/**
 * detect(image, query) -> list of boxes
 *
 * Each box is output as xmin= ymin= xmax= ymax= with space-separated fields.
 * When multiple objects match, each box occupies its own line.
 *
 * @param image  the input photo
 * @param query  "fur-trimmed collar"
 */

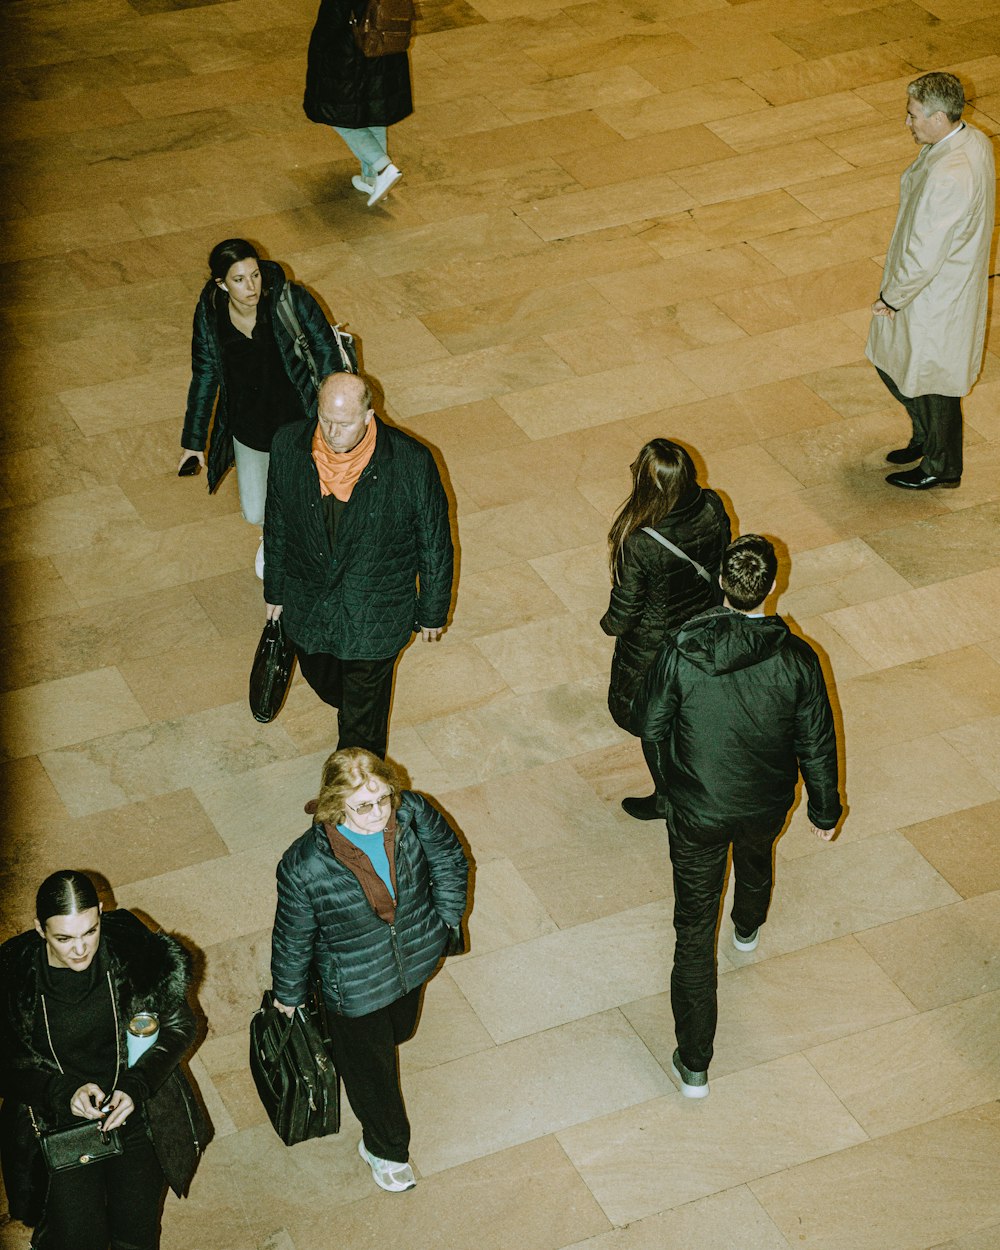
xmin=0 ymin=909 xmax=191 ymax=1079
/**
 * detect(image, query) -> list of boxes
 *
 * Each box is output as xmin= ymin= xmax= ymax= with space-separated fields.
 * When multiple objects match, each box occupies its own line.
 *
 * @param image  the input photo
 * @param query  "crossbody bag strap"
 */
xmin=274 ymin=286 xmax=321 ymax=391
xmin=641 ymin=526 xmax=713 ymax=586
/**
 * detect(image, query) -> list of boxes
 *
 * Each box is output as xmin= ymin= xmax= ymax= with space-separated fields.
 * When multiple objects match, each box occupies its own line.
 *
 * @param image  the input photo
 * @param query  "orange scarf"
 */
xmin=311 ymin=419 xmax=377 ymax=502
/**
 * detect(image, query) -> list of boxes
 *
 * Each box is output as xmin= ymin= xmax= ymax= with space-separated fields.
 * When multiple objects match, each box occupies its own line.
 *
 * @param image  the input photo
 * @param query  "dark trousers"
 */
xmin=34 ymin=1118 xmax=165 ymax=1250
xmin=327 ymin=986 xmax=422 ymax=1163
xmin=877 ymin=367 xmax=963 ymax=479
xmin=295 ymin=650 xmax=400 ymax=759
xmin=667 ymin=815 xmax=782 ymax=1073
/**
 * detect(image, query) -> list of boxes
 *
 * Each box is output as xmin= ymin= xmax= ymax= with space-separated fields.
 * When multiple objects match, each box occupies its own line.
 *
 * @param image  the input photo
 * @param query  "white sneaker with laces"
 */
xmin=358 ymin=1139 xmax=416 ymax=1192
xmin=352 ymin=174 xmax=374 ymax=194
xmin=367 ymin=163 xmax=402 ymax=207
xmin=254 ymin=538 xmax=265 ymax=580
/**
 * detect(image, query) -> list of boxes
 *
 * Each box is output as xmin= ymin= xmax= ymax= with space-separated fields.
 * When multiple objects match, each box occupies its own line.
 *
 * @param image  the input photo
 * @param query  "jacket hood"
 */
xmin=673 ymin=607 xmax=791 ymax=675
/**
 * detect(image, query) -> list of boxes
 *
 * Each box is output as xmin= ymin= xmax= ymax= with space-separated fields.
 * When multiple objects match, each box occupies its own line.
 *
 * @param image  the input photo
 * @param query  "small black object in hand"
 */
xmin=178 ymin=456 xmax=201 ymax=477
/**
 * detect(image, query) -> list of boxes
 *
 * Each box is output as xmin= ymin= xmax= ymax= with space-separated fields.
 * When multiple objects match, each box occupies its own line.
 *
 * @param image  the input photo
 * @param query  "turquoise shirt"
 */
xmin=336 ymin=825 xmax=395 ymax=899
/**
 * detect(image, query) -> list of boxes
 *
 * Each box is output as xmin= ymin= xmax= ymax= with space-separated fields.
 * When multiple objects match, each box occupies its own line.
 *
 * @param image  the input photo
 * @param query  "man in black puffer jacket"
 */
xmin=630 ymin=535 xmax=843 ymax=1099
xmin=264 ymin=371 xmax=453 ymax=758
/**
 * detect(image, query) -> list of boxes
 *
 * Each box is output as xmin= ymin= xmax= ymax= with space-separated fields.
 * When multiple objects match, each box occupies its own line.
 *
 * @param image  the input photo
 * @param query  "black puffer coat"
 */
xmin=0 ymin=910 xmax=210 ymax=1227
xmin=304 ymin=0 xmax=413 ymax=129
xmin=180 ymin=259 xmax=343 ymax=493
xmin=263 ymin=416 xmax=453 ymax=659
xmin=271 ymin=791 xmax=469 ymax=1017
xmin=629 ymin=608 xmax=843 ymax=834
xmin=601 ymin=488 xmax=730 ymax=729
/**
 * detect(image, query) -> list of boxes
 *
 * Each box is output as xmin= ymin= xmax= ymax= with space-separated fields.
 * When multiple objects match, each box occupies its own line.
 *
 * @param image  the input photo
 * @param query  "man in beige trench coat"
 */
xmin=867 ymin=71 xmax=995 ymax=490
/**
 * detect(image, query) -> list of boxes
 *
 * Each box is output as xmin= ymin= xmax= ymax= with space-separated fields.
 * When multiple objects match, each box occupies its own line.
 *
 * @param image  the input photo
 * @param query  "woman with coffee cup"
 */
xmin=0 ymin=870 xmax=209 ymax=1249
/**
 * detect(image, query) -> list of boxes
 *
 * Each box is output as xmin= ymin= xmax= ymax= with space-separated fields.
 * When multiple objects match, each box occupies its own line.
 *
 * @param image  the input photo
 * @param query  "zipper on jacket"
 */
xmin=388 ymin=923 xmax=407 ymax=993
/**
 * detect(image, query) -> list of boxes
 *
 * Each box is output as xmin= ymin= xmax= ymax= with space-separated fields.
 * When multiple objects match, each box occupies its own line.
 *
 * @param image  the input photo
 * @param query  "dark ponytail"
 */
xmin=35 ymin=870 xmax=99 ymax=925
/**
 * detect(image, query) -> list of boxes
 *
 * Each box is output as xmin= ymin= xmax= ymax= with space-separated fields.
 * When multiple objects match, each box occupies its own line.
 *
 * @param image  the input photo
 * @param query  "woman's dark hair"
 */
xmin=608 ymin=440 xmax=696 ymax=580
xmin=208 ymin=238 xmax=259 ymax=282
xmin=36 ymin=870 xmax=100 ymax=925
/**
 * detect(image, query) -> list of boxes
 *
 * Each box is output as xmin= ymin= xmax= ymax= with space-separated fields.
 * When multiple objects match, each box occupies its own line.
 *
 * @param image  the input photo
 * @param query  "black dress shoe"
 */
xmin=885 ymin=468 xmax=960 ymax=490
xmin=621 ymin=794 xmax=662 ymax=820
xmin=885 ymin=442 xmax=923 ymax=464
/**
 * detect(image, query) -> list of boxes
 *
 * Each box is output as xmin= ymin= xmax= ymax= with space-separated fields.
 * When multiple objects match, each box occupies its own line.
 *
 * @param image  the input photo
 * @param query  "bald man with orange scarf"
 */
xmin=264 ymin=372 xmax=453 ymax=757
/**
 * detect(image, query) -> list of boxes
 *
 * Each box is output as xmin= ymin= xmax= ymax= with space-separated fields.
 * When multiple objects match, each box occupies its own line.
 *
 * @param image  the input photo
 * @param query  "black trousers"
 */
xmin=877 ymin=367 xmax=963 ymax=479
xmin=34 ymin=1117 xmax=165 ymax=1250
xmin=295 ymin=650 xmax=400 ymax=759
xmin=667 ymin=814 xmax=782 ymax=1073
xmin=327 ymin=986 xmax=422 ymax=1163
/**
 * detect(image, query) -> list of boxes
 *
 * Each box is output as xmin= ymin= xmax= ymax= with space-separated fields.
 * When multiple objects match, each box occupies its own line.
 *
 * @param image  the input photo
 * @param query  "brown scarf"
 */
xmin=322 ymin=814 xmax=398 ymax=924
xmin=311 ymin=418 xmax=376 ymax=502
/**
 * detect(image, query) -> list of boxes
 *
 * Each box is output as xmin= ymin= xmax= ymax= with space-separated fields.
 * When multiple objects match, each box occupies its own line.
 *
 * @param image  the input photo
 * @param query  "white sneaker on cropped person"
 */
xmin=358 ymin=1139 xmax=416 ymax=1192
xmin=367 ymin=163 xmax=402 ymax=207
xmin=352 ymin=174 xmax=374 ymax=194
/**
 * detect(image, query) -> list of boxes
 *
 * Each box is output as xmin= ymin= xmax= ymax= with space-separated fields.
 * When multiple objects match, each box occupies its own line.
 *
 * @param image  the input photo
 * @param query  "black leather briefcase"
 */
xmin=249 ymin=991 xmax=340 ymax=1146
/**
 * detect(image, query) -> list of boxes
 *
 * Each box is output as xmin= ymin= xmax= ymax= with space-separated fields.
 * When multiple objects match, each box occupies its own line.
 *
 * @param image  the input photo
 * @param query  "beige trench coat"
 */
xmin=866 ymin=122 xmax=995 ymax=398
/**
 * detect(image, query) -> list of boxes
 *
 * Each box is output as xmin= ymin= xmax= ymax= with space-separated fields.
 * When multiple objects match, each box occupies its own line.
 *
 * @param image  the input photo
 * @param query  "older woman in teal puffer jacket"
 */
xmin=270 ymin=748 xmax=468 ymax=1195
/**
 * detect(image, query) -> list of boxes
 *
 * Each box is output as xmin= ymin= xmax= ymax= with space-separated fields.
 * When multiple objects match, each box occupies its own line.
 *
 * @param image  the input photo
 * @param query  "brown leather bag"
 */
xmin=350 ymin=0 xmax=415 ymax=57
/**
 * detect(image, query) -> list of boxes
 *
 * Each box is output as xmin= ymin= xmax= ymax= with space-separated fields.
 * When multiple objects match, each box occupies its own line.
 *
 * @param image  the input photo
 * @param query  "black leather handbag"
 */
xmin=249 ymin=991 xmax=340 ymax=1146
xmin=249 ymin=618 xmax=296 ymax=724
xmin=37 ymin=1119 xmax=123 ymax=1172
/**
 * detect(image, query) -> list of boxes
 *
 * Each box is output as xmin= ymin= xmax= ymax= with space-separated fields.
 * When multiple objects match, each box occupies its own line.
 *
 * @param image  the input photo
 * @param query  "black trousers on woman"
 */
xmin=34 ymin=1117 xmax=164 ymax=1250
xmin=327 ymin=985 xmax=422 ymax=1163
xmin=667 ymin=813 xmax=782 ymax=1073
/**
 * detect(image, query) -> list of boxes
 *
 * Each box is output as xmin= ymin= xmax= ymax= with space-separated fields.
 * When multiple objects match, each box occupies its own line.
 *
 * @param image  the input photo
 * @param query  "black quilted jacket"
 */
xmin=263 ymin=416 xmax=453 ymax=659
xmin=271 ymin=792 xmax=469 ymax=1018
xmin=304 ymin=0 xmax=413 ymax=129
xmin=600 ymin=488 xmax=731 ymax=730
xmin=180 ymin=260 xmax=343 ymax=493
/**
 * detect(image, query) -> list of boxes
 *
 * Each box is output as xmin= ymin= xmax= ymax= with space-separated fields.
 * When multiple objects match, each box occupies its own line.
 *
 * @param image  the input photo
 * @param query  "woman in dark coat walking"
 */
xmin=304 ymin=0 xmax=412 ymax=206
xmin=271 ymin=748 xmax=469 ymax=1193
xmin=601 ymin=440 xmax=732 ymax=820
xmin=0 ymin=870 xmax=209 ymax=1249
xmin=179 ymin=238 xmax=345 ymax=578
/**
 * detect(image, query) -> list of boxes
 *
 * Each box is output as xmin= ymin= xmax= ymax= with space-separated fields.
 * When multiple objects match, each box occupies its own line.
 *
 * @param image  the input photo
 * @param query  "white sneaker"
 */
xmin=254 ymin=538 xmax=264 ymax=580
xmin=352 ymin=174 xmax=374 ymax=194
xmin=367 ymin=163 xmax=402 ymax=207
xmin=732 ymin=926 xmax=760 ymax=952
xmin=358 ymin=1139 xmax=416 ymax=1192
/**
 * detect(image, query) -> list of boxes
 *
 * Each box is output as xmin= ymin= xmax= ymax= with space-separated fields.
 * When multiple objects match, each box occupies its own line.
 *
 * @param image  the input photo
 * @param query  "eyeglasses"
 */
xmin=345 ymin=793 xmax=392 ymax=817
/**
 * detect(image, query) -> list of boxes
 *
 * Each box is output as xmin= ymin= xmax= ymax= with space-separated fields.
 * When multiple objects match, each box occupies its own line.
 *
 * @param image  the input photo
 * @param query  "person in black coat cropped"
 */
xmin=304 ymin=0 xmax=412 ymax=206
xmin=0 ymin=871 xmax=210 ymax=1249
xmin=601 ymin=440 xmax=731 ymax=821
xmin=264 ymin=371 xmax=453 ymax=759
xmin=629 ymin=536 xmax=843 ymax=1098
xmin=271 ymin=748 xmax=469 ymax=1193
xmin=179 ymin=238 xmax=345 ymax=579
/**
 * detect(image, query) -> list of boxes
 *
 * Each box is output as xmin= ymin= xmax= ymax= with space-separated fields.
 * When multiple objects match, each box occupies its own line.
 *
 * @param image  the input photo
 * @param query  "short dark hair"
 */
xmin=908 ymin=72 xmax=965 ymax=123
xmin=36 ymin=870 xmax=100 ymax=925
xmin=208 ymin=238 xmax=259 ymax=282
xmin=721 ymin=535 xmax=777 ymax=611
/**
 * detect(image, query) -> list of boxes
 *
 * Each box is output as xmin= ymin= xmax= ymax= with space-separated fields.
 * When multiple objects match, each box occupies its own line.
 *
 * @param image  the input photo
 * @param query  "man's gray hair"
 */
xmin=908 ymin=72 xmax=965 ymax=123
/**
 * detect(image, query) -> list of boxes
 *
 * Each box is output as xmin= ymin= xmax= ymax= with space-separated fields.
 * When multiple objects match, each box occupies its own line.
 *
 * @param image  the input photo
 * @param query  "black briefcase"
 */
xmin=249 ymin=618 xmax=296 ymax=723
xmin=249 ymin=991 xmax=340 ymax=1146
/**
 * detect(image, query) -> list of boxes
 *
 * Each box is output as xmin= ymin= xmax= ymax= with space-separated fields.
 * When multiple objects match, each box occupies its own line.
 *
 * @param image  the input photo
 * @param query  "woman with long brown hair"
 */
xmin=601 ymin=440 xmax=731 ymax=819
